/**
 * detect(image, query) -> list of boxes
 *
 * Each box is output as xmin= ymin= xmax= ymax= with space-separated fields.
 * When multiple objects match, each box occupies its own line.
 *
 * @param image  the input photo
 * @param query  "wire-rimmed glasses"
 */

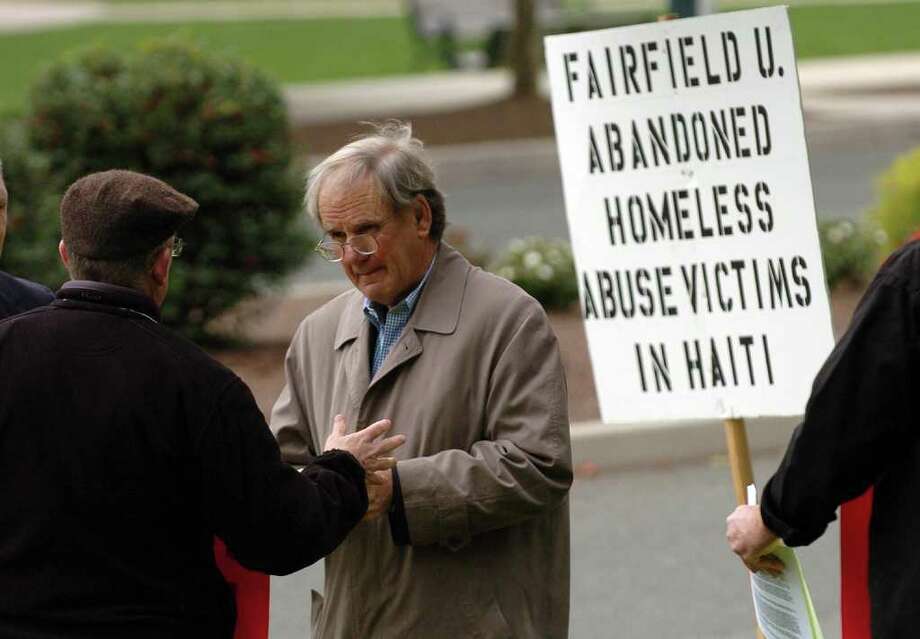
xmin=314 ymin=234 xmax=378 ymax=263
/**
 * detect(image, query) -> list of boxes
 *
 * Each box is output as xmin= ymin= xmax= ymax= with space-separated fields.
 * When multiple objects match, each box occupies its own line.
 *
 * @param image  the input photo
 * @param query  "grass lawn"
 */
xmin=790 ymin=2 xmax=920 ymax=58
xmin=0 ymin=15 xmax=445 ymax=114
xmin=0 ymin=2 xmax=918 ymax=114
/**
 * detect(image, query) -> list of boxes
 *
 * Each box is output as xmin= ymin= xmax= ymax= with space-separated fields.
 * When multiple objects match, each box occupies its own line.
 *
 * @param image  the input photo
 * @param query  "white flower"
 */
xmin=827 ymin=226 xmax=846 ymax=244
xmin=839 ymin=220 xmax=854 ymax=238
xmin=537 ymin=264 xmax=554 ymax=281
xmin=874 ymin=229 xmax=888 ymax=245
xmin=509 ymin=238 xmax=526 ymax=253
xmin=523 ymin=250 xmax=543 ymax=269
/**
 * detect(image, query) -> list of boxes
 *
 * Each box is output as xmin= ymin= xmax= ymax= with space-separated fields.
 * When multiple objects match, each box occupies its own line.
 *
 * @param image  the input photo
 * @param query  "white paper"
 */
xmin=750 ymin=547 xmax=823 ymax=639
xmin=746 ymin=484 xmax=823 ymax=639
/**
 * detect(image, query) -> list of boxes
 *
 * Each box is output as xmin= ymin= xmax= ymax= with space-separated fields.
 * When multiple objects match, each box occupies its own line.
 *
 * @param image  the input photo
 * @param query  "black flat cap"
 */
xmin=61 ymin=169 xmax=198 ymax=260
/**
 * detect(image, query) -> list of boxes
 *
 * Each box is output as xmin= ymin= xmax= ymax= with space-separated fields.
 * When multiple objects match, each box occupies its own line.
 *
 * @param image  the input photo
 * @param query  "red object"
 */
xmin=214 ymin=538 xmax=270 ymax=639
xmin=841 ymin=488 xmax=873 ymax=639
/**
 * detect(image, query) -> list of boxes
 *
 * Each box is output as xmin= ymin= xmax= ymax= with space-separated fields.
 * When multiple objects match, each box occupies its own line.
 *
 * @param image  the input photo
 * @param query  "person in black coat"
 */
xmin=0 ymin=169 xmax=404 ymax=639
xmin=0 ymin=163 xmax=54 ymax=318
xmin=726 ymin=240 xmax=920 ymax=638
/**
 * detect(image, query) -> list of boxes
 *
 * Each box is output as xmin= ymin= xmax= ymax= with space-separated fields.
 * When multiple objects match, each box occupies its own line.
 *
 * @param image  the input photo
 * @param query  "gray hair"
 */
xmin=305 ymin=121 xmax=446 ymax=241
xmin=65 ymin=237 xmax=173 ymax=289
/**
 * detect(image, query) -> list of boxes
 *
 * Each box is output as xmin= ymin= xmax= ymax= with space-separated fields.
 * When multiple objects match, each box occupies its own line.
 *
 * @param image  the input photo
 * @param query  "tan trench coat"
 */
xmin=271 ymin=244 xmax=572 ymax=638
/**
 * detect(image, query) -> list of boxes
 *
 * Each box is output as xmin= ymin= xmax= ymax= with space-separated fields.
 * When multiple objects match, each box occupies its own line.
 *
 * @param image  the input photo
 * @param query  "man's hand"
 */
xmin=323 ymin=414 xmax=405 ymax=473
xmin=726 ymin=504 xmax=785 ymax=575
xmin=363 ymin=470 xmax=394 ymax=521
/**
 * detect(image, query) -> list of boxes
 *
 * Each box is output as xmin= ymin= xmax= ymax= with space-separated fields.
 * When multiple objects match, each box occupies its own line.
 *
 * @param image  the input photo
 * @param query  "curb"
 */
xmin=570 ymin=415 xmax=797 ymax=472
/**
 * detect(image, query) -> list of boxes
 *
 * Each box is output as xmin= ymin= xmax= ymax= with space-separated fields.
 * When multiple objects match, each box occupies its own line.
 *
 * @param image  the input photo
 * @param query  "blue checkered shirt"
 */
xmin=363 ymin=257 xmax=436 ymax=378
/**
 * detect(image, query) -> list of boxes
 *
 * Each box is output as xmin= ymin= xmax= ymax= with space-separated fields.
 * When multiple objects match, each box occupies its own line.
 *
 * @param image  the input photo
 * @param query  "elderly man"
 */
xmin=271 ymin=122 xmax=573 ymax=638
xmin=0 ymin=169 xmax=403 ymax=638
xmin=0 ymin=162 xmax=54 ymax=318
xmin=726 ymin=239 xmax=920 ymax=638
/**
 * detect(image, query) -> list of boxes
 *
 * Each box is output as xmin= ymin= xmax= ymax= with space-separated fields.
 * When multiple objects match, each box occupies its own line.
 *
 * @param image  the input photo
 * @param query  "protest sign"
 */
xmin=545 ymin=7 xmax=834 ymax=425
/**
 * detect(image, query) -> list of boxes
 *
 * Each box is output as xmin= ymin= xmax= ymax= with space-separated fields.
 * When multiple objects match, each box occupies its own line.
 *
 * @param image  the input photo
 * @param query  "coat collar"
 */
xmin=55 ymin=280 xmax=161 ymax=322
xmin=333 ymin=242 xmax=470 ymax=350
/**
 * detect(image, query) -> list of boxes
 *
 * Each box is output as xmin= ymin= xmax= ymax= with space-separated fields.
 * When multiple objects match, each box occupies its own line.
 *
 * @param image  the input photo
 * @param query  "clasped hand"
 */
xmin=323 ymin=415 xmax=404 ymax=521
xmin=725 ymin=504 xmax=784 ymax=576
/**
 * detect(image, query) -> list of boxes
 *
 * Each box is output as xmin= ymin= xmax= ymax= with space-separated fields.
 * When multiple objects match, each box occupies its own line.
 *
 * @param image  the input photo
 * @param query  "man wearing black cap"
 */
xmin=0 ymin=161 xmax=54 ymax=318
xmin=0 ymin=169 xmax=404 ymax=638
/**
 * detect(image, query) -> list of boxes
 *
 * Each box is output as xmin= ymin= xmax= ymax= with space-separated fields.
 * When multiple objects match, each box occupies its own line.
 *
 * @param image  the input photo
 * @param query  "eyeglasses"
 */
xmin=315 ymin=234 xmax=378 ymax=263
xmin=171 ymin=236 xmax=184 ymax=258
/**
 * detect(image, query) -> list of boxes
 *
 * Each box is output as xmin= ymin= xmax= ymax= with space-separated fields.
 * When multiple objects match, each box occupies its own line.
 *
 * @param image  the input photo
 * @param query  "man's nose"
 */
xmin=342 ymin=243 xmax=368 ymax=265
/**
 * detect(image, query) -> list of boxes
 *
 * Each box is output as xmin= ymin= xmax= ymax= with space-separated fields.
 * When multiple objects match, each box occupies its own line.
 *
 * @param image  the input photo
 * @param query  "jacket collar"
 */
xmin=55 ymin=280 xmax=161 ymax=322
xmin=333 ymin=242 xmax=470 ymax=349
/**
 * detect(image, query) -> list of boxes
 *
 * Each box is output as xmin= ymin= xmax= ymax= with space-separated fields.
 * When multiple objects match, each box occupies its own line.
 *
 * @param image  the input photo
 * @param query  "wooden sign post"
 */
xmin=724 ymin=418 xmax=765 ymax=639
xmin=724 ymin=418 xmax=754 ymax=507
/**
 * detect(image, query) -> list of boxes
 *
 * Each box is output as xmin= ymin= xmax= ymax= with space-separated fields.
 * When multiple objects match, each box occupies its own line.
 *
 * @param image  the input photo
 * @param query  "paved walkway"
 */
xmin=0 ymin=1 xmax=400 ymax=32
xmin=284 ymin=52 xmax=920 ymax=125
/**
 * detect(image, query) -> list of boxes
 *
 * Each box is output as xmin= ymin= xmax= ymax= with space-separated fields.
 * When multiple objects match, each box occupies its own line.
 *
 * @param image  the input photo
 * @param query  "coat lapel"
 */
xmin=370 ymin=328 xmax=423 ymax=388
xmin=368 ymin=244 xmax=470 ymax=392
xmin=333 ymin=292 xmax=372 ymax=422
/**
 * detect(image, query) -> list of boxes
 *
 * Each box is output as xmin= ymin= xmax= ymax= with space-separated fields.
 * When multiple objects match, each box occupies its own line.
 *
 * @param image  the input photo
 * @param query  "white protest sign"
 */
xmin=545 ymin=7 xmax=834 ymax=424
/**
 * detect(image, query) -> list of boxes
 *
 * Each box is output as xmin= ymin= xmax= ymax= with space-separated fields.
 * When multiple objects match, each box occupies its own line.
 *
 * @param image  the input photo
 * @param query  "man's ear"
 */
xmin=58 ymin=240 xmax=70 ymax=267
xmin=413 ymin=194 xmax=432 ymax=238
xmin=150 ymin=245 xmax=172 ymax=287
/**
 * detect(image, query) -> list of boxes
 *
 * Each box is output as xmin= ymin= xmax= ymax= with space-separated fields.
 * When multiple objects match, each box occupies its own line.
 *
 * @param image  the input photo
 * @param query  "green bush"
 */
xmin=0 ymin=118 xmax=68 ymax=289
xmin=818 ymin=218 xmax=884 ymax=290
xmin=26 ymin=41 xmax=310 ymax=340
xmin=872 ymin=146 xmax=920 ymax=256
xmin=490 ymin=236 xmax=578 ymax=310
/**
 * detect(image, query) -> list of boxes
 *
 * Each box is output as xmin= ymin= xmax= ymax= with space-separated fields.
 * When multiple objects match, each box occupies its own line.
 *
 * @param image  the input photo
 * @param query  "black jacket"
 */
xmin=761 ymin=240 xmax=920 ymax=638
xmin=0 ymin=270 xmax=53 ymax=319
xmin=0 ymin=281 xmax=367 ymax=639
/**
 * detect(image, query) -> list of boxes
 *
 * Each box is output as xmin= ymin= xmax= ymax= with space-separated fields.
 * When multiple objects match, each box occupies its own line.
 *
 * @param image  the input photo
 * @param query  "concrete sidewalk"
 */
xmin=0 ymin=1 xmax=400 ymax=32
xmin=284 ymin=52 xmax=920 ymax=125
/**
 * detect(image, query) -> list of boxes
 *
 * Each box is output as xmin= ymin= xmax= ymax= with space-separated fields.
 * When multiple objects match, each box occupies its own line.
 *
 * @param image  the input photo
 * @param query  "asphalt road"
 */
xmin=294 ymin=117 xmax=920 ymax=285
xmin=269 ymin=449 xmax=841 ymax=638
